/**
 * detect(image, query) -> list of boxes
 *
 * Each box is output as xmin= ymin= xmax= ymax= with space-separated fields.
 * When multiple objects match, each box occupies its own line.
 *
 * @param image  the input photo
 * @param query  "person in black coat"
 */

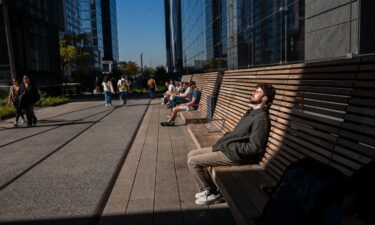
xmin=19 ymin=74 xmax=39 ymax=127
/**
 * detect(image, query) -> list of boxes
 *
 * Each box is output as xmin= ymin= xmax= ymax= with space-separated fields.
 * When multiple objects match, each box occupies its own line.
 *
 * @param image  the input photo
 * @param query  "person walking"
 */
xmin=102 ymin=76 xmax=114 ymax=107
xmin=7 ymin=78 xmax=26 ymax=127
xmin=19 ymin=74 xmax=39 ymax=127
xmin=147 ymin=76 xmax=157 ymax=99
xmin=187 ymin=83 xmax=276 ymax=205
xmin=117 ymin=76 xmax=129 ymax=106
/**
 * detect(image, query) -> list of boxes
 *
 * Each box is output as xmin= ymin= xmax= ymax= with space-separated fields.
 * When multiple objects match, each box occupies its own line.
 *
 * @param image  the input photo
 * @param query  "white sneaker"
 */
xmin=105 ymin=104 xmax=108 ymax=108
xmin=195 ymin=190 xmax=210 ymax=199
xmin=195 ymin=192 xmax=223 ymax=205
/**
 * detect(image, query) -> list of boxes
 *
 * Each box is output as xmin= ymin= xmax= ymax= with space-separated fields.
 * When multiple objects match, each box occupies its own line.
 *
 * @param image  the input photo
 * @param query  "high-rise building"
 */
xmin=169 ymin=0 xmax=375 ymax=73
xmin=0 ymin=0 xmax=65 ymax=85
xmin=181 ymin=0 xmax=206 ymax=72
xmin=79 ymin=0 xmax=104 ymax=70
xmin=63 ymin=0 xmax=80 ymax=35
xmin=101 ymin=0 xmax=119 ymax=64
xmin=164 ymin=0 xmax=174 ymax=73
xmin=165 ymin=0 xmax=183 ymax=74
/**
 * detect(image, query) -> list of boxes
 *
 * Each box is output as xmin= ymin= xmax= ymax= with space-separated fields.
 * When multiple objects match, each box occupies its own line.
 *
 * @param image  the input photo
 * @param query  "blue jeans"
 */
xmin=149 ymin=87 xmax=155 ymax=99
xmin=172 ymin=96 xmax=189 ymax=107
xmin=104 ymin=91 xmax=112 ymax=104
xmin=119 ymin=91 xmax=127 ymax=104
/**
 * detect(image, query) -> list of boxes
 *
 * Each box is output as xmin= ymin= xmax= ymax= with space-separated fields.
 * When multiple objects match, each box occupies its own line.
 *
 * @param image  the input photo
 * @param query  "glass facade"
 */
xmin=0 ymin=0 xmax=64 ymax=85
xmin=181 ymin=0 xmax=206 ymax=72
xmin=64 ymin=0 xmax=80 ymax=35
xmin=174 ymin=0 xmax=305 ymax=72
xmin=79 ymin=0 xmax=103 ymax=69
xmin=101 ymin=0 xmax=119 ymax=63
xmin=227 ymin=0 xmax=304 ymax=69
xmin=172 ymin=0 xmax=183 ymax=73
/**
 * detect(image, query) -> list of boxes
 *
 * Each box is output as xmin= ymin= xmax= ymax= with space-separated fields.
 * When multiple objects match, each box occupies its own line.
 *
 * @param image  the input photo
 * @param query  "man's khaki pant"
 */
xmin=187 ymin=147 xmax=238 ymax=192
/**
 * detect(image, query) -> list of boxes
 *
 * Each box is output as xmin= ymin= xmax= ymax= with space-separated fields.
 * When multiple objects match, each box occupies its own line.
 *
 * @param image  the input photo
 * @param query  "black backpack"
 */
xmin=257 ymin=158 xmax=347 ymax=225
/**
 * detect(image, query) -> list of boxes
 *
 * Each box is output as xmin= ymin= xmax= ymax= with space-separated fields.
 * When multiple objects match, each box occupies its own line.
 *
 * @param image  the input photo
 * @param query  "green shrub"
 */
xmin=38 ymin=96 xmax=69 ymax=106
xmin=0 ymin=105 xmax=15 ymax=119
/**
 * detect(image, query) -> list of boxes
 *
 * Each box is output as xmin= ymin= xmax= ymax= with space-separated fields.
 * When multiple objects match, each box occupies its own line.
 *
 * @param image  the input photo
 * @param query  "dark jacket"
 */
xmin=212 ymin=108 xmax=270 ymax=164
xmin=19 ymin=83 xmax=38 ymax=107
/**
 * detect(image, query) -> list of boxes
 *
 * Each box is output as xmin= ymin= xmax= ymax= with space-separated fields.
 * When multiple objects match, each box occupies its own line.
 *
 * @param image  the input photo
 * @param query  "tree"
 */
xmin=59 ymin=34 xmax=90 ymax=80
xmin=60 ymin=40 xmax=78 ymax=77
xmin=154 ymin=66 xmax=168 ymax=85
xmin=122 ymin=61 xmax=139 ymax=77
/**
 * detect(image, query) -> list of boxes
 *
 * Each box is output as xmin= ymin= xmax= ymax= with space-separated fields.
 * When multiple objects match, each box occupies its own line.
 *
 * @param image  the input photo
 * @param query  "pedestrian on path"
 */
xmin=117 ymin=75 xmax=129 ymax=106
xmin=147 ymin=76 xmax=157 ymax=99
xmin=7 ymin=78 xmax=26 ymax=127
xmin=19 ymin=74 xmax=39 ymax=127
xmin=102 ymin=76 xmax=114 ymax=107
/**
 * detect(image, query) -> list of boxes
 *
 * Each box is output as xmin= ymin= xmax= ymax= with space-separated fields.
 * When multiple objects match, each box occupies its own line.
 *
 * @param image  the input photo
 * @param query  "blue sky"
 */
xmin=117 ymin=0 xmax=166 ymax=68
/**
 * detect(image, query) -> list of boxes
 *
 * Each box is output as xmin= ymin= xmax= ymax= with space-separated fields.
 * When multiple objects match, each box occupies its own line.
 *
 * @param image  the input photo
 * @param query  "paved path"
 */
xmin=0 ymin=98 xmax=149 ymax=225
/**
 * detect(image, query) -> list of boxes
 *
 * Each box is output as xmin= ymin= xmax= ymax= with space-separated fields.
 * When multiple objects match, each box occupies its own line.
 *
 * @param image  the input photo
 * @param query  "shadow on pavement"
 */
xmin=0 ymin=207 xmax=236 ymax=225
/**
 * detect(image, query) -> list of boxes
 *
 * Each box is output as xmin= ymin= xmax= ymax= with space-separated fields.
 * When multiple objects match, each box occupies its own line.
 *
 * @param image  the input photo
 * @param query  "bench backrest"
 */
xmin=191 ymin=72 xmax=222 ymax=116
xmin=211 ymin=57 xmax=375 ymax=180
xmin=180 ymin=75 xmax=192 ymax=83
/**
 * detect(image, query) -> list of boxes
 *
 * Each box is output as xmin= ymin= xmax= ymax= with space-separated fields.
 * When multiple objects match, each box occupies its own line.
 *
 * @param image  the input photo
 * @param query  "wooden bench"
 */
xmin=180 ymin=74 xmax=192 ymax=83
xmin=180 ymin=72 xmax=222 ymax=124
xmin=187 ymin=57 xmax=375 ymax=225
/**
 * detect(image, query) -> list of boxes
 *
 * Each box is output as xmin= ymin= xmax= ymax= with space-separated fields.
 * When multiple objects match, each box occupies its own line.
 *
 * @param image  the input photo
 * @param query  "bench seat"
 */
xmin=188 ymin=123 xmax=223 ymax=148
xmin=180 ymin=110 xmax=207 ymax=124
xmin=211 ymin=165 xmax=276 ymax=225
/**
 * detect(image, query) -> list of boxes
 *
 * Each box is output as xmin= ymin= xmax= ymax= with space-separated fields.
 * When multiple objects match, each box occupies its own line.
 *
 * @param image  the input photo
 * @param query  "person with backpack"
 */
xmin=19 ymin=74 xmax=39 ymax=127
xmin=117 ymin=76 xmax=129 ymax=106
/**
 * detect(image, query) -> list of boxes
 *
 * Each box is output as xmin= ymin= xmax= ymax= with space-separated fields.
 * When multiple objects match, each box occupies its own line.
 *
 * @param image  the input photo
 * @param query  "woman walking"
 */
xmin=102 ymin=76 xmax=114 ymax=107
xmin=7 ymin=78 xmax=26 ymax=127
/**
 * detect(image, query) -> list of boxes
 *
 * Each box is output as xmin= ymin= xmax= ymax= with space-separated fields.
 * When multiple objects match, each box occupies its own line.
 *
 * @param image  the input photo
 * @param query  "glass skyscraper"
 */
xmin=0 ymin=0 xmax=64 ymax=85
xmin=181 ymin=0 xmax=207 ymax=72
xmin=79 ymin=0 xmax=104 ymax=69
xmin=101 ymin=0 xmax=119 ymax=63
xmin=168 ymin=0 xmax=305 ymax=73
xmin=63 ymin=0 xmax=80 ymax=35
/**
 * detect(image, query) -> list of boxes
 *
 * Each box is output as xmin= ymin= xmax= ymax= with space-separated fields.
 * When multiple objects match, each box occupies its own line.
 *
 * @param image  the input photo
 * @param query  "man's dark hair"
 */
xmin=256 ymin=83 xmax=276 ymax=105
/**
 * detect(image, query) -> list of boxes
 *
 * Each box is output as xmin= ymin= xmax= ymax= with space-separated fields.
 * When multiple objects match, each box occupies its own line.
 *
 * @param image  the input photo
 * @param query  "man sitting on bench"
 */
xmin=160 ymin=81 xmax=201 ymax=127
xmin=187 ymin=83 xmax=276 ymax=205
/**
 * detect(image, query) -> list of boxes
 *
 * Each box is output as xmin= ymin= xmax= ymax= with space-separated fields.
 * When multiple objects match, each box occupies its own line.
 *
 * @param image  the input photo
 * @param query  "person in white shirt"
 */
xmin=102 ymin=76 xmax=114 ymax=107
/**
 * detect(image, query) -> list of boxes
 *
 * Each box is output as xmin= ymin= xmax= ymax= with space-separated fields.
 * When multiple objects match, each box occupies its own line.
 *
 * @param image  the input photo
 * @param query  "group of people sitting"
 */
xmin=160 ymin=80 xmax=201 ymax=126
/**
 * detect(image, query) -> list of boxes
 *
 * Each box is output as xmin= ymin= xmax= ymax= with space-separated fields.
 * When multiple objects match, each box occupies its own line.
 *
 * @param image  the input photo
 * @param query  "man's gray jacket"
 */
xmin=212 ymin=108 xmax=270 ymax=164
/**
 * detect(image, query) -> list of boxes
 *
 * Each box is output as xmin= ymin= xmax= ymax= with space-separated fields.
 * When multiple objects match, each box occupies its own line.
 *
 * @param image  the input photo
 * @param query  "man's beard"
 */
xmin=250 ymin=98 xmax=262 ymax=104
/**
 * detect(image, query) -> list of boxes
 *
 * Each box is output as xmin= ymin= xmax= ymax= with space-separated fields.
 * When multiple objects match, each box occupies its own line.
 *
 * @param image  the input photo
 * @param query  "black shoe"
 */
xmin=160 ymin=121 xmax=175 ymax=126
xmin=165 ymin=121 xmax=175 ymax=126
